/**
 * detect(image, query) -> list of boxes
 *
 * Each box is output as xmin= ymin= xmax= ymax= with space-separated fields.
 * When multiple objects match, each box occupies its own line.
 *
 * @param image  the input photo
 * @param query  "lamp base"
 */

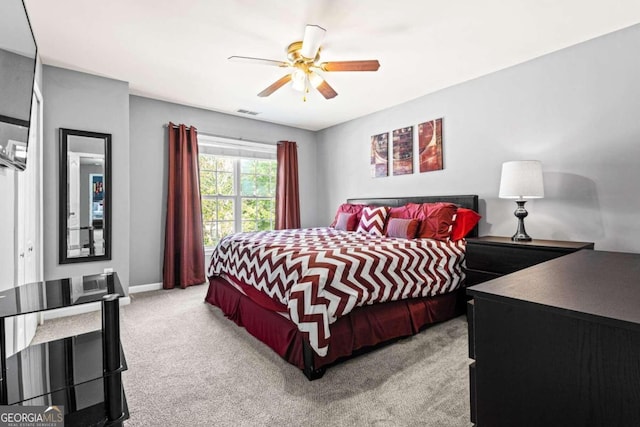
xmin=512 ymin=200 xmax=532 ymax=242
xmin=512 ymin=233 xmax=532 ymax=242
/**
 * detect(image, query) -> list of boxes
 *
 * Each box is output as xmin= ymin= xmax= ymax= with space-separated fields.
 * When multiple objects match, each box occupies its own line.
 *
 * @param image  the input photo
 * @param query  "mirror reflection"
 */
xmin=59 ymin=129 xmax=111 ymax=263
xmin=68 ymin=138 xmax=104 ymax=256
xmin=0 ymin=0 xmax=37 ymax=170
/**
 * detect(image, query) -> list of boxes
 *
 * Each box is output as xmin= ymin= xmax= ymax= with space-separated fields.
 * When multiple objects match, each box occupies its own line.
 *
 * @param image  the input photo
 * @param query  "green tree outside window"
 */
xmin=200 ymin=154 xmax=276 ymax=247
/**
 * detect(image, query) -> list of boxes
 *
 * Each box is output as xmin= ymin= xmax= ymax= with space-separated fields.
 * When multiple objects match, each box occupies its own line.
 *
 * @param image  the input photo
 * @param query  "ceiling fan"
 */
xmin=229 ymin=24 xmax=380 ymax=101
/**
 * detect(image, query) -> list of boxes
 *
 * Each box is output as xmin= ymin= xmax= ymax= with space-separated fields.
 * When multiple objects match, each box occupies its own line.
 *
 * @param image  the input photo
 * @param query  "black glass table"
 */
xmin=0 ymin=272 xmax=128 ymax=426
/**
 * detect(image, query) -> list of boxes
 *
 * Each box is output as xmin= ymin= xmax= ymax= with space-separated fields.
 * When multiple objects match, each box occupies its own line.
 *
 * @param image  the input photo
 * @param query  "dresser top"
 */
xmin=467 ymin=250 xmax=640 ymax=329
xmin=466 ymin=235 xmax=594 ymax=250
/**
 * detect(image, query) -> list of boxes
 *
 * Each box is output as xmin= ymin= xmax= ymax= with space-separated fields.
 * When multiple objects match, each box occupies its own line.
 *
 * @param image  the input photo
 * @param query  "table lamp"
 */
xmin=499 ymin=160 xmax=544 ymax=241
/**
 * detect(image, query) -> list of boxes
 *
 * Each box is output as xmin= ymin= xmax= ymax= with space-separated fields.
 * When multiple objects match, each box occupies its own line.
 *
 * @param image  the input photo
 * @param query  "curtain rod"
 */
xmin=165 ymin=124 xmax=274 ymax=146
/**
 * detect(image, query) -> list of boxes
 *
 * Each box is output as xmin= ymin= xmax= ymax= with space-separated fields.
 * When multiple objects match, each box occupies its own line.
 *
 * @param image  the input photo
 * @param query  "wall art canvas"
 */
xmin=370 ymin=132 xmax=388 ymax=177
xmin=392 ymin=126 xmax=413 ymax=175
xmin=418 ymin=118 xmax=443 ymax=173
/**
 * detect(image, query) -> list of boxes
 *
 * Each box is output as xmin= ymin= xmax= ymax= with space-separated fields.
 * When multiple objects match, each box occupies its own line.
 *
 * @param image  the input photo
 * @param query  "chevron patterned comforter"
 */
xmin=207 ymin=227 xmax=466 ymax=357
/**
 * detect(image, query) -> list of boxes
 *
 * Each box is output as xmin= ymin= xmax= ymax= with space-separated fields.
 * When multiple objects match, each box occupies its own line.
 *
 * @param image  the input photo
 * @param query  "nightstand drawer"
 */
xmin=467 ymin=245 xmax=570 ymax=275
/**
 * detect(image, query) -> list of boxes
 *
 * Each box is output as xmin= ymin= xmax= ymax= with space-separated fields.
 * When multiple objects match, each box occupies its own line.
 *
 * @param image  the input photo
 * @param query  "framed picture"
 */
xmin=370 ymin=132 xmax=388 ymax=177
xmin=418 ymin=118 xmax=443 ymax=173
xmin=392 ymin=126 xmax=413 ymax=175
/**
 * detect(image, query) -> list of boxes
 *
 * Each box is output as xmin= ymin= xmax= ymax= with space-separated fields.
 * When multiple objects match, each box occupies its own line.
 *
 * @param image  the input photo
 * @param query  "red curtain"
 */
xmin=163 ymin=123 xmax=206 ymax=289
xmin=275 ymin=141 xmax=301 ymax=229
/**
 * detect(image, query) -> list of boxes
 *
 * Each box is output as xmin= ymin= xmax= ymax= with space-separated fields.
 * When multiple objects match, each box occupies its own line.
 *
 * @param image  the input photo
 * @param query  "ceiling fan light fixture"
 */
xmin=291 ymin=68 xmax=306 ymax=92
xmin=309 ymin=71 xmax=324 ymax=88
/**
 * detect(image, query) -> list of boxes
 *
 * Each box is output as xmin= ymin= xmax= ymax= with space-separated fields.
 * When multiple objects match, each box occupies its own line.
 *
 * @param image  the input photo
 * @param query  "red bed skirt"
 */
xmin=205 ymin=275 xmax=462 ymax=370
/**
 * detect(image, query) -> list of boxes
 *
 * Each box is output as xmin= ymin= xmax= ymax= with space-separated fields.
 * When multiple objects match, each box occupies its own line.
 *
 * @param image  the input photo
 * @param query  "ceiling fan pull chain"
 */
xmin=304 ymin=77 xmax=310 ymax=102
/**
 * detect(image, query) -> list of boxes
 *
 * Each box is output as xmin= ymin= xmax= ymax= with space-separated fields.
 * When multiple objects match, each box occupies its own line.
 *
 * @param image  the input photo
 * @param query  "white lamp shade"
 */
xmin=309 ymin=71 xmax=324 ymax=88
xmin=291 ymin=69 xmax=306 ymax=92
xmin=499 ymin=160 xmax=544 ymax=199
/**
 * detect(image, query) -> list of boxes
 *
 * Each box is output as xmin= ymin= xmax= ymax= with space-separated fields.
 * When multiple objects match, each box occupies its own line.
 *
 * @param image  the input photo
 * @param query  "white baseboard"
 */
xmin=129 ymin=282 xmax=163 ymax=293
xmin=43 ymin=297 xmax=131 ymax=321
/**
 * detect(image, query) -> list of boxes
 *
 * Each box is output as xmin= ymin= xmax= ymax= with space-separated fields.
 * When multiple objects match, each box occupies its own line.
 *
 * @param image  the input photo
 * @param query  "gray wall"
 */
xmin=317 ymin=24 xmax=640 ymax=253
xmin=128 ymin=96 xmax=318 ymax=287
xmin=43 ymin=66 xmax=130 ymax=288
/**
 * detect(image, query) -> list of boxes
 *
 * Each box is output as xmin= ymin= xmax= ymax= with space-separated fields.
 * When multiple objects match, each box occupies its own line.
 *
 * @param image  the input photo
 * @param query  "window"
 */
xmin=199 ymin=136 xmax=277 ymax=248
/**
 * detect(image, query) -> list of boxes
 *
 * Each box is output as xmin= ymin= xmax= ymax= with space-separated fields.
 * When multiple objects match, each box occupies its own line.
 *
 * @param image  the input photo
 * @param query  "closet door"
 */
xmin=14 ymin=89 xmax=42 ymax=354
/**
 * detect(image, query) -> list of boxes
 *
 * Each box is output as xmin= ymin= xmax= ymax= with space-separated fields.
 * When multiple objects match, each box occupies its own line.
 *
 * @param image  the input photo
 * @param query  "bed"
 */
xmin=205 ymin=195 xmax=479 ymax=380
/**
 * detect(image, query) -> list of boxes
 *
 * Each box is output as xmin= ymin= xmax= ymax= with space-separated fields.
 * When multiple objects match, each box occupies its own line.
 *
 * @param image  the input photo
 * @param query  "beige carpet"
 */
xmin=33 ymin=285 xmax=472 ymax=426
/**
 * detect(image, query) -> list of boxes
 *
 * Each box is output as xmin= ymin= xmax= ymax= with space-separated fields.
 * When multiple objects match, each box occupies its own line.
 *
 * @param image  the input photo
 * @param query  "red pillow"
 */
xmin=386 ymin=218 xmax=420 ymax=239
xmin=450 ymin=208 xmax=481 ymax=240
xmin=407 ymin=202 xmax=458 ymax=241
xmin=330 ymin=204 xmax=367 ymax=227
xmin=405 ymin=203 xmax=423 ymax=217
xmin=356 ymin=206 xmax=389 ymax=236
xmin=334 ymin=212 xmax=358 ymax=231
xmin=388 ymin=205 xmax=412 ymax=220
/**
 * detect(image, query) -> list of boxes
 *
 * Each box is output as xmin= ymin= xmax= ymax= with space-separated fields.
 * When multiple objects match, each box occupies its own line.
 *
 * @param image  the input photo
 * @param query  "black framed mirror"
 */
xmin=59 ymin=128 xmax=111 ymax=264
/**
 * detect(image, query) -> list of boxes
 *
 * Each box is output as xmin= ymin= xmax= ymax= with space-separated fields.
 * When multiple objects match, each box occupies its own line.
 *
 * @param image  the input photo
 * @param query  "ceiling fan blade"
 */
xmin=314 ymin=77 xmax=338 ymax=100
xmin=257 ymin=74 xmax=292 ymax=97
xmin=320 ymin=60 xmax=380 ymax=72
xmin=228 ymin=56 xmax=289 ymax=67
xmin=300 ymin=24 xmax=326 ymax=59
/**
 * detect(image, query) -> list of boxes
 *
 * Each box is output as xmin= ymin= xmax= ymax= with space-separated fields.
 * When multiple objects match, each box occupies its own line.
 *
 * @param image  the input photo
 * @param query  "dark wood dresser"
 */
xmin=467 ymin=250 xmax=640 ymax=427
xmin=465 ymin=236 xmax=594 ymax=286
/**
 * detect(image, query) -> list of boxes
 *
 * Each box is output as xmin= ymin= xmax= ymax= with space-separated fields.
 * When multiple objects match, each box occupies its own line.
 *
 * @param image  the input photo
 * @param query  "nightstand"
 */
xmin=465 ymin=236 xmax=594 ymax=286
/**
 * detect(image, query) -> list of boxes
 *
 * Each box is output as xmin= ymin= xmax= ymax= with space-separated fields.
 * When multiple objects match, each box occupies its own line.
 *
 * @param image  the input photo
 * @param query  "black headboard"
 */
xmin=346 ymin=195 xmax=480 ymax=238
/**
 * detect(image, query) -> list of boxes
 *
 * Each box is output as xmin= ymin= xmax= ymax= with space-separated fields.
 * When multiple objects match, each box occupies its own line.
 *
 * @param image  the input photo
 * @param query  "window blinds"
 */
xmin=198 ymin=134 xmax=276 ymax=160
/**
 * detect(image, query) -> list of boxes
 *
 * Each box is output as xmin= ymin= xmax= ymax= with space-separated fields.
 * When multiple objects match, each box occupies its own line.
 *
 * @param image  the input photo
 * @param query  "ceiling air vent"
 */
xmin=236 ymin=109 xmax=260 ymax=116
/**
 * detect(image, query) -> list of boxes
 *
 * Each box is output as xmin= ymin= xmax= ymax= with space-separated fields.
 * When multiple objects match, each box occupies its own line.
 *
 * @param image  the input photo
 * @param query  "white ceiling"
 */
xmin=24 ymin=0 xmax=640 ymax=131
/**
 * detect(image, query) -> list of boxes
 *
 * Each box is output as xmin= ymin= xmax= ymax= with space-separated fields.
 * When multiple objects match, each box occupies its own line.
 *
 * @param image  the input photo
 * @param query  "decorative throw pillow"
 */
xmin=407 ymin=202 xmax=458 ymax=241
xmin=384 ymin=205 xmax=412 ymax=234
xmin=334 ymin=212 xmax=358 ymax=231
xmin=386 ymin=218 xmax=420 ymax=239
xmin=330 ymin=203 xmax=367 ymax=227
xmin=450 ymin=208 xmax=482 ymax=241
xmin=356 ymin=206 xmax=389 ymax=236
